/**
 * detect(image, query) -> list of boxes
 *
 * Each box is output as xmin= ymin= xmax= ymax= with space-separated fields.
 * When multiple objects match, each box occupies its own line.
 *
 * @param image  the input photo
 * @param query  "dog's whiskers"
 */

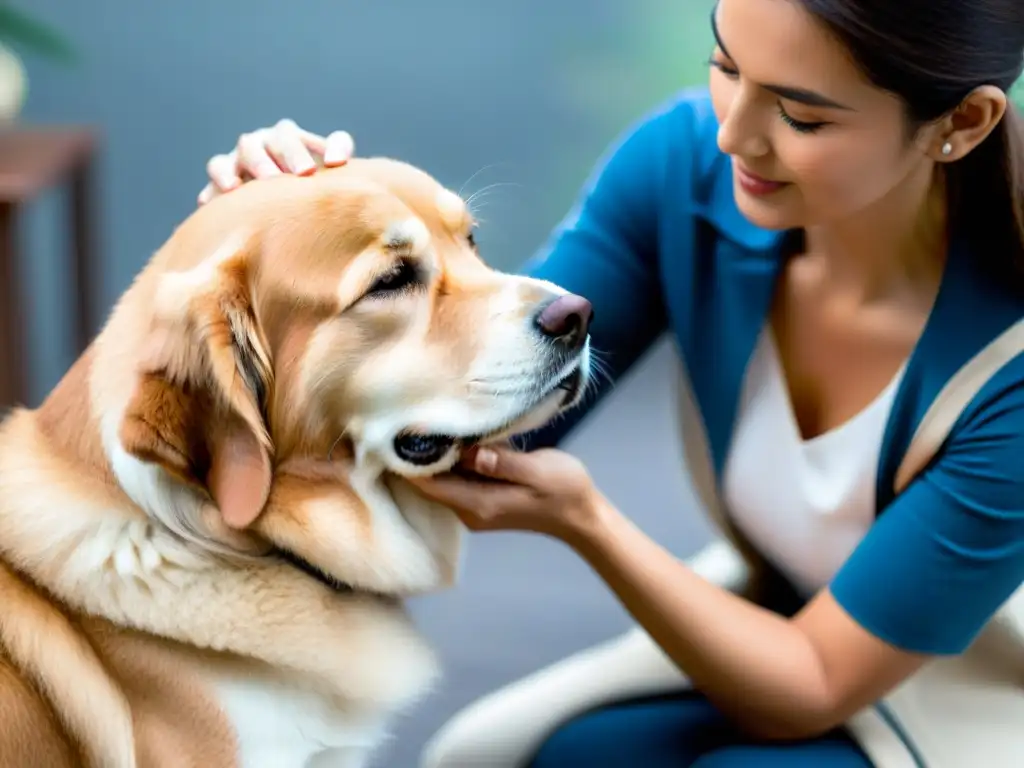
xmin=465 ymin=181 xmax=522 ymax=218
xmin=457 ymin=163 xmax=505 ymax=199
xmin=586 ymin=348 xmax=615 ymax=389
xmin=327 ymin=430 xmax=348 ymax=461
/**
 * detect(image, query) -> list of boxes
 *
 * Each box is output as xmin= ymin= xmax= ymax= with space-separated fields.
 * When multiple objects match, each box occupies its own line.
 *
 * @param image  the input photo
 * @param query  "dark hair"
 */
xmin=796 ymin=0 xmax=1024 ymax=281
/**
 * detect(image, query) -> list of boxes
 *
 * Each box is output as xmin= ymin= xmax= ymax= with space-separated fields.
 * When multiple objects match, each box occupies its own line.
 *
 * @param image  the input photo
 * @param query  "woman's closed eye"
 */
xmin=708 ymin=56 xmax=738 ymax=79
xmin=709 ymin=56 xmax=830 ymax=135
xmin=776 ymin=103 xmax=829 ymax=134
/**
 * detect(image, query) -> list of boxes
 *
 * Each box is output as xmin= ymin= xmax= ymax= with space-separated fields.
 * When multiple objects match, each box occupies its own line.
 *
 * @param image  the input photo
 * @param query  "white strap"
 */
xmin=895 ymin=317 xmax=1024 ymax=494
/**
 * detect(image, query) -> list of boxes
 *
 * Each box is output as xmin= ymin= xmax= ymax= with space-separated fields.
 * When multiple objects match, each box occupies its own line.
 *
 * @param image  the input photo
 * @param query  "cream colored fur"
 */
xmin=0 ymin=158 xmax=590 ymax=767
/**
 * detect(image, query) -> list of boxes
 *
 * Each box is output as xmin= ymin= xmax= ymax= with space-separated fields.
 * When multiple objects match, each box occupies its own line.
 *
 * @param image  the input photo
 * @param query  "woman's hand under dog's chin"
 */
xmin=406 ymin=444 xmax=612 ymax=548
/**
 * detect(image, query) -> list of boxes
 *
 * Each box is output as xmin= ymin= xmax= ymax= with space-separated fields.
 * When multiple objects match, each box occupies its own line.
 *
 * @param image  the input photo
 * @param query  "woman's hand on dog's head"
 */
xmin=198 ymin=119 xmax=355 ymax=205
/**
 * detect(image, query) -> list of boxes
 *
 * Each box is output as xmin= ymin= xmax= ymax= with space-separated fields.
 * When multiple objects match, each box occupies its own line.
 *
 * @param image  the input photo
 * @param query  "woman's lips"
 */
xmin=735 ymin=163 xmax=788 ymax=196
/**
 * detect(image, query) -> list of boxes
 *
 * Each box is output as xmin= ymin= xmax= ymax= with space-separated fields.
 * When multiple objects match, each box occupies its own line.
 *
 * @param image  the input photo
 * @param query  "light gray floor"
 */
xmin=379 ymin=339 xmax=716 ymax=767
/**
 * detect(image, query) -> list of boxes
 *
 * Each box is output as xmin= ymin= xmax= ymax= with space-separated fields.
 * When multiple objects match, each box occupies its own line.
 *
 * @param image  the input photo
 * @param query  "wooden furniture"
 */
xmin=0 ymin=127 xmax=98 ymax=409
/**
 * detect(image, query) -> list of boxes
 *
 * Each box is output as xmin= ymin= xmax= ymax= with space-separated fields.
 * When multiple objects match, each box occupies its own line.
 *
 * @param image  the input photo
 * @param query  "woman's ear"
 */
xmin=933 ymin=85 xmax=1008 ymax=162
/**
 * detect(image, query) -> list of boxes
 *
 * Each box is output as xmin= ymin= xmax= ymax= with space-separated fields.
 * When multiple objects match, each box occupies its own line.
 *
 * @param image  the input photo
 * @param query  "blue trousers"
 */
xmin=528 ymin=693 xmax=873 ymax=767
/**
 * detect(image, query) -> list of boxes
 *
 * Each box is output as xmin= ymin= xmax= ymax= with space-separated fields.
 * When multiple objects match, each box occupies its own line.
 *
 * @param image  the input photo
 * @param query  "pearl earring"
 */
xmin=941 ymin=141 xmax=953 ymax=156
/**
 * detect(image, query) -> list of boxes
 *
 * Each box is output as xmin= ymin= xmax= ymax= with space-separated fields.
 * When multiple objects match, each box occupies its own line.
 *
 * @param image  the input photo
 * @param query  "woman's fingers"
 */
xmin=236 ymin=129 xmax=284 ymax=180
xmin=323 ymin=130 xmax=355 ymax=166
xmin=266 ymin=119 xmax=319 ymax=175
xmin=197 ymin=120 xmax=356 ymax=207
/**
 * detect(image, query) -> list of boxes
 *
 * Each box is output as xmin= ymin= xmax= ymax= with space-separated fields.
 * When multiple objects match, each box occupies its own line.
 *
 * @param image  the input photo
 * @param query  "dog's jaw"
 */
xmin=347 ymin=341 xmax=594 ymax=480
xmin=254 ymin=454 xmax=467 ymax=598
xmin=352 ymin=464 xmax=466 ymax=591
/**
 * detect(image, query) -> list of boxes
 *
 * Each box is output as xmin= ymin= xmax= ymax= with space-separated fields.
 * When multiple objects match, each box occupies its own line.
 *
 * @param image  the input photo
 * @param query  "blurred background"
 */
xmin=8 ymin=2 xmax=1021 ymax=766
xmin=6 ymin=2 xmax=717 ymax=764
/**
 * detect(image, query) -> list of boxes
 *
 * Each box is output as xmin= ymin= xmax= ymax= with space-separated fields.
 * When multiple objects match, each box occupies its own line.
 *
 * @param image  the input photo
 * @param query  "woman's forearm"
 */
xmin=568 ymin=496 xmax=835 ymax=739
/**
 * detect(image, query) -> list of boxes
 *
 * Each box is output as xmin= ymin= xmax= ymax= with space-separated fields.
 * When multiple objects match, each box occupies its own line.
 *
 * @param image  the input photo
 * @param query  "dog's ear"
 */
xmin=119 ymin=232 xmax=275 ymax=530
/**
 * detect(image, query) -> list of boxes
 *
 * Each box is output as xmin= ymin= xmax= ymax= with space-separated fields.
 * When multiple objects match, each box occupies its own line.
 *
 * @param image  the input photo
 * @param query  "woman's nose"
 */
xmin=716 ymin=93 xmax=770 ymax=159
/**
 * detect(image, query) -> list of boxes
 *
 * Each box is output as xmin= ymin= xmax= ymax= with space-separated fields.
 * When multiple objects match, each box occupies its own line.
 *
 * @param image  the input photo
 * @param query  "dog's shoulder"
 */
xmin=0 ymin=554 xmax=134 ymax=767
xmin=0 ymin=651 xmax=80 ymax=767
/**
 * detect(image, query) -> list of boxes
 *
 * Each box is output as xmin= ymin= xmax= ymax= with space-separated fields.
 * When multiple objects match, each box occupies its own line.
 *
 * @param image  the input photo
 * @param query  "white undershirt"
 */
xmin=722 ymin=327 xmax=905 ymax=597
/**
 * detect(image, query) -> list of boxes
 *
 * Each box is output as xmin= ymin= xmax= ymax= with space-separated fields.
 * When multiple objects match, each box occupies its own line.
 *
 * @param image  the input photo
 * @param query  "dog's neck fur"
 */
xmin=0 ymin=345 xmax=451 ymax=767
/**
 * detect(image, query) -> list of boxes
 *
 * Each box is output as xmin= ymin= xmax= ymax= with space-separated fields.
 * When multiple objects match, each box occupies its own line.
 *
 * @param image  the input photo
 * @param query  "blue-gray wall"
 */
xmin=20 ymin=0 xmax=715 ymax=396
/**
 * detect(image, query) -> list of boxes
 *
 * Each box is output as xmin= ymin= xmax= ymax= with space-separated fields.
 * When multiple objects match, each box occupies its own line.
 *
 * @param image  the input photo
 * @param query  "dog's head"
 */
xmin=96 ymin=158 xmax=590 ymax=591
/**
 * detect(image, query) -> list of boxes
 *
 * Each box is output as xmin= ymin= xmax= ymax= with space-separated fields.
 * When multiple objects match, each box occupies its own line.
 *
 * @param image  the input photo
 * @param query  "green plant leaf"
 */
xmin=0 ymin=4 xmax=76 ymax=64
xmin=1012 ymin=75 xmax=1024 ymax=112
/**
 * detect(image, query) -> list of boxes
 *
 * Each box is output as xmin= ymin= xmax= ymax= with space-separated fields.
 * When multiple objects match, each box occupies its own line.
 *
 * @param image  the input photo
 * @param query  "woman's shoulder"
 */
xmin=602 ymin=86 xmax=774 ymax=249
xmin=913 ymin=241 xmax=1024 ymax=455
xmin=611 ymin=86 xmax=727 ymax=183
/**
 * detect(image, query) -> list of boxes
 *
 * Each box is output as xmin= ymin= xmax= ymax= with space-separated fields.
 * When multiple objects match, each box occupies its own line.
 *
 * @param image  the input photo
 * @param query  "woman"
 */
xmin=198 ymin=0 xmax=1024 ymax=765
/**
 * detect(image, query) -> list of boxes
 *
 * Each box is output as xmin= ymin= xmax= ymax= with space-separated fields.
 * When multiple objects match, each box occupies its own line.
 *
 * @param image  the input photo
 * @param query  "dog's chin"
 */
xmin=385 ymin=365 xmax=588 ymax=478
xmin=271 ymin=364 xmax=588 ymax=594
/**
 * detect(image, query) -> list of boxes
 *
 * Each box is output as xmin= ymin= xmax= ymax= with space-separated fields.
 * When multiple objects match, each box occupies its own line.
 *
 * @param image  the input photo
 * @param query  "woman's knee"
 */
xmin=688 ymin=738 xmax=874 ymax=768
xmin=526 ymin=710 xmax=610 ymax=768
xmin=529 ymin=695 xmax=736 ymax=767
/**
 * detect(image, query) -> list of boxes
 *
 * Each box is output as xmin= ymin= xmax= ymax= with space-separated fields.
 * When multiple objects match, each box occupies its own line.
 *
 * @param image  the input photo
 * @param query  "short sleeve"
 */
xmin=519 ymin=95 xmax=702 ymax=448
xmin=830 ymin=362 xmax=1024 ymax=655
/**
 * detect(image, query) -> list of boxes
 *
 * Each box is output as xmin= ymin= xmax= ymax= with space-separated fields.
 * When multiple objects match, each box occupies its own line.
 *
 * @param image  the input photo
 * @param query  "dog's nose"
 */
xmin=535 ymin=294 xmax=593 ymax=347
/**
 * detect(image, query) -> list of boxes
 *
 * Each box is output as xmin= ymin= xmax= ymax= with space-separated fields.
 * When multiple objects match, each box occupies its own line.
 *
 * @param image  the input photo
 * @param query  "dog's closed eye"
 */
xmin=364 ymin=259 xmax=421 ymax=299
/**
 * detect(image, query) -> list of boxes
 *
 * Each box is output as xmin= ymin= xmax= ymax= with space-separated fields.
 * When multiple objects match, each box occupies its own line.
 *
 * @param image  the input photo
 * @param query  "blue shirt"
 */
xmin=520 ymin=86 xmax=1024 ymax=656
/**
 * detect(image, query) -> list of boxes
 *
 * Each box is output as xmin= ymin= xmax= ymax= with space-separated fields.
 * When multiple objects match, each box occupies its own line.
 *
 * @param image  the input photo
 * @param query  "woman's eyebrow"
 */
xmin=709 ymin=6 xmax=855 ymax=111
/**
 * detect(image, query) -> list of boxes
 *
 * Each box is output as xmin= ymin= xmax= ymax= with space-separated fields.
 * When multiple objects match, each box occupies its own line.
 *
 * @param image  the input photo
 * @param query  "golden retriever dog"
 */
xmin=0 ymin=158 xmax=592 ymax=767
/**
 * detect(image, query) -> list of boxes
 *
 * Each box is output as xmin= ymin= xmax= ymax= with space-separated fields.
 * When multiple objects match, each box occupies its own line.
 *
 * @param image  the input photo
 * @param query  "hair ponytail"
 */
xmin=947 ymin=102 xmax=1024 ymax=283
xmin=999 ymin=104 xmax=1024 ymax=269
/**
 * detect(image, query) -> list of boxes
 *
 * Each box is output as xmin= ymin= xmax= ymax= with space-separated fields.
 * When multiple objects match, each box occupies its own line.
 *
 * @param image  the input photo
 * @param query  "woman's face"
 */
xmin=709 ymin=0 xmax=939 ymax=231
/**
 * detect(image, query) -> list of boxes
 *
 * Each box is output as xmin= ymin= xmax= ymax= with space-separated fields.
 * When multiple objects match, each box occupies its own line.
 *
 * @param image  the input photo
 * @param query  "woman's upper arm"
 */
xmin=794 ymin=364 xmax=1024 ymax=727
xmin=519 ymin=99 xmax=698 ymax=447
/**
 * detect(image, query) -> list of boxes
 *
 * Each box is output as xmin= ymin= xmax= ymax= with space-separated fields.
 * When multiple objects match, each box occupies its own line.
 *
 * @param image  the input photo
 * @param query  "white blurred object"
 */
xmin=0 ymin=43 xmax=27 ymax=121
